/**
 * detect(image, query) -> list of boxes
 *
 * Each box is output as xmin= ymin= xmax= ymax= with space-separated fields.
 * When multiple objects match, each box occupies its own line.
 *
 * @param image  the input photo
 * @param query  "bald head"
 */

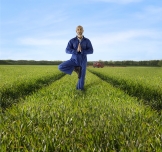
xmin=76 ymin=25 xmax=84 ymax=38
xmin=76 ymin=25 xmax=83 ymax=30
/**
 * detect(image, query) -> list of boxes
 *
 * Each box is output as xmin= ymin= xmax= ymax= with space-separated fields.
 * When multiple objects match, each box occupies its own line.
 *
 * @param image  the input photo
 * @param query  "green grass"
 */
xmin=1 ymin=67 xmax=162 ymax=152
xmin=88 ymin=67 xmax=162 ymax=110
xmin=0 ymin=65 xmax=65 ymax=109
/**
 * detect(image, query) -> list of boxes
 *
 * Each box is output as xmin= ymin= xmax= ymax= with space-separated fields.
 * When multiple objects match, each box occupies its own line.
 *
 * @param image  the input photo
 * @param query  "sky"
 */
xmin=0 ymin=0 xmax=162 ymax=61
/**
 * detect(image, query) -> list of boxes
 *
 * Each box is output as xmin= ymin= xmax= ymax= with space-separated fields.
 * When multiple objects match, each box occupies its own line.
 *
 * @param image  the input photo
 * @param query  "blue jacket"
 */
xmin=66 ymin=36 xmax=93 ymax=65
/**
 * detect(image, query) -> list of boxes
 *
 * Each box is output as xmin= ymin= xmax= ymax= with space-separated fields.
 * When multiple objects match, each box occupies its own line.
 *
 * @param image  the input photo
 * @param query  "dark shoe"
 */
xmin=74 ymin=66 xmax=82 ymax=79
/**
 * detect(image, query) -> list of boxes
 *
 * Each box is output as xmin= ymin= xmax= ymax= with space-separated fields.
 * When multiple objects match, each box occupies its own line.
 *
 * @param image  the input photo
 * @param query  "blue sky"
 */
xmin=0 ymin=0 xmax=162 ymax=61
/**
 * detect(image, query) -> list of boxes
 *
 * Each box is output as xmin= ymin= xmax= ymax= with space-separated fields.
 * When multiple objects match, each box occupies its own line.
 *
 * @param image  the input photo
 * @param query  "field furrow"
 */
xmin=0 ymin=66 xmax=65 ymax=109
xmin=88 ymin=67 xmax=162 ymax=111
xmin=1 ymin=70 xmax=162 ymax=152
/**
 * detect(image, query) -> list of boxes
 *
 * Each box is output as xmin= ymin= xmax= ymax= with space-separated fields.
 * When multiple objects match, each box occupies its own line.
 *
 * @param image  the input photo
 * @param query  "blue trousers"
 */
xmin=58 ymin=59 xmax=86 ymax=90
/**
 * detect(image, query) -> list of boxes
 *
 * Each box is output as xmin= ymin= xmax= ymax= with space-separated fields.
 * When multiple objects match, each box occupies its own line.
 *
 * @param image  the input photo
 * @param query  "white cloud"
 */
xmin=91 ymin=29 xmax=161 ymax=46
xmin=18 ymin=38 xmax=67 ymax=46
xmin=0 ymin=47 xmax=68 ymax=61
xmin=89 ymin=29 xmax=162 ymax=60
xmin=90 ymin=0 xmax=142 ymax=4
xmin=145 ymin=6 xmax=162 ymax=14
xmin=134 ymin=6 xmax=162 ymax=21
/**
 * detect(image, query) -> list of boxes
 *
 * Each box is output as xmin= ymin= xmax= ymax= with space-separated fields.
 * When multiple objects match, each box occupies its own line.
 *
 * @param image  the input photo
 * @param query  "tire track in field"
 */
xmin=88 ymin=69 xmax=162 ymax=111
xmin=1 ymin=73 xmax=66 ymax=111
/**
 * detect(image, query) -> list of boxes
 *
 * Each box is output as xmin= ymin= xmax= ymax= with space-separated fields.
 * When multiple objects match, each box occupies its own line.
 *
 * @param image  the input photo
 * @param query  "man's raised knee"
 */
xmin=58 ymin=65 xmax=62 ymax=71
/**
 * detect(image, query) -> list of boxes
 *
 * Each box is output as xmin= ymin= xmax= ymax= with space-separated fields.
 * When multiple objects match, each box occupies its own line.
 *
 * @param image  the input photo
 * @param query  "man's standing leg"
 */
xmin=76 ymin=61 xmax=87 ymax=90
xmin=74 ymin=66 xmax=82 ymax=79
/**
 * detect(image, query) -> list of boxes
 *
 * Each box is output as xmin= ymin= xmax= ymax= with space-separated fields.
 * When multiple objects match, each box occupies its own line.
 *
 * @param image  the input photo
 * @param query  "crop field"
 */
xmin=88 ymin=67 xmax=162 ymax=111
xmin=0 ymin=65 xmax=65 ymax=109
xmin=0 ymin=65 xmax=162 ymax=151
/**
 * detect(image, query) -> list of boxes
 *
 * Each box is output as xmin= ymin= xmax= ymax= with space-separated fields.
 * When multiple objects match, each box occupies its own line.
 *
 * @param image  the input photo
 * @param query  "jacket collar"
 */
xmin=75 ymin=36 xmax=85 ymax=43
xmin=75 ymin=36 xmax=85 ymax=40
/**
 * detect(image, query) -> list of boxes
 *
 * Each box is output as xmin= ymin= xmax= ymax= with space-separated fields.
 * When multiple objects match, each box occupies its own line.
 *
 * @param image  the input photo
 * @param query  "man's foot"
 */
xmin=77 ymin=89 xmax=84 ymax=91
xmin=74 ymin=66 xmax=82 ymax=79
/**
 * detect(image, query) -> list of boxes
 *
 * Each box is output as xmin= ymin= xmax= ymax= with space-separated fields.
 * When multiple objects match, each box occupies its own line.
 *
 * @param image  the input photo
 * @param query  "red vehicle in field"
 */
xmin=93 ymin=62 xmax=104 ymax=68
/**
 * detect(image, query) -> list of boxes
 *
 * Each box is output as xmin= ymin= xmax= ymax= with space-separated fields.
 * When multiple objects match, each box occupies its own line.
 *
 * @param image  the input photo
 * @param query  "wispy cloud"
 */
xmin=134 ymin=6 xmax=162 ymax=21
xmin=91 ymin=29 xmax=161 ymax=46
xmin=1 ymin=8 xmax=69 ymax=37
xmin=90 ymin=0 xmax=142 ymax=4
xmin=145 ymin=6 xmax=162 ymax=14
xmin=18 ymin=38 xmax=67 ymax=46
xmin=90 ymin=28 xmax=162 ymax=60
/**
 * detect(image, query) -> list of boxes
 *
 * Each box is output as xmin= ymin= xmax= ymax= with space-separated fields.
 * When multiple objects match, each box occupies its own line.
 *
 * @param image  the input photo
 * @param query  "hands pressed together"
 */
xmin=77 ymin=43 xmax=81 ymax=52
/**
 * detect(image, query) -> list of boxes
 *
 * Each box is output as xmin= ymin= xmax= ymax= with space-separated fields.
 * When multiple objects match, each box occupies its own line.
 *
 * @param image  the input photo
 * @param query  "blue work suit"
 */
xmin=58 ymin=36 xmax=93 ymax=90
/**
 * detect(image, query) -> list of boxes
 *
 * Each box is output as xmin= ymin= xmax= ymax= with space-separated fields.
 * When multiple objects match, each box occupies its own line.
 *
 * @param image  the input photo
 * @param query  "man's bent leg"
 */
xmin=58 ymin=60 xmax=77 ymax=75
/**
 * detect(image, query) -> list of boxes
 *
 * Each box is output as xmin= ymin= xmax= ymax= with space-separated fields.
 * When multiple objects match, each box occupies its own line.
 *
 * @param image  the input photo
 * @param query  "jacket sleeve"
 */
xmin=81 ymin=39 xmax=93 ymax=55
xmin=65 ymin=40 xmax=77 ymax=54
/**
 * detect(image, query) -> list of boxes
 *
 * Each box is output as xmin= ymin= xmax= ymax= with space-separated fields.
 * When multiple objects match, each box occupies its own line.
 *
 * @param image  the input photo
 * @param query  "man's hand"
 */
xmin=77 ymin=43 xmax=81 ymax=52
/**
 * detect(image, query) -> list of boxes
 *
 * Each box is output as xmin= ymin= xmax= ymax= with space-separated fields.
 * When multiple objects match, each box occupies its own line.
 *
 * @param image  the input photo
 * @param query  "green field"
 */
xmin=0 ymin=65 xmax=162 ymax=151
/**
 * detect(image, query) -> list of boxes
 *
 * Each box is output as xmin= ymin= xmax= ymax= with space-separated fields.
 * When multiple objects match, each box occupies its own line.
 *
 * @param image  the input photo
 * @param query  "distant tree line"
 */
xmin=0 ymin=59 xmax=162 ymax=67
xmin=0 ymin=60 xmax=63 ymax=65
xmin=87 ymin=60 xmax=162 ymax=67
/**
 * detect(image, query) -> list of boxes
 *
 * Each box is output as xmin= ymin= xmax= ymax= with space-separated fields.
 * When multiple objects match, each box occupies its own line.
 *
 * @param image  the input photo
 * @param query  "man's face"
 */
xmin=76 ymin=27 xmax=84 ymax=37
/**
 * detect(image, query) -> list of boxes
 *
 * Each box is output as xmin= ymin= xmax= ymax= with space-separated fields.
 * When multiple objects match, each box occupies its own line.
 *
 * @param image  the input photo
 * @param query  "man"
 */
xmin=58 ymin=25 xmax=93 ymax=90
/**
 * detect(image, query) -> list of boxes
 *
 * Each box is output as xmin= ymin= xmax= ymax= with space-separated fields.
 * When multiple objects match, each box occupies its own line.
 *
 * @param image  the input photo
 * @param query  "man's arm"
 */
xmin=81 ymin=40 xmax=93 ymax=55
xmin=65 ymin=40 xmax=77 ymax=54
